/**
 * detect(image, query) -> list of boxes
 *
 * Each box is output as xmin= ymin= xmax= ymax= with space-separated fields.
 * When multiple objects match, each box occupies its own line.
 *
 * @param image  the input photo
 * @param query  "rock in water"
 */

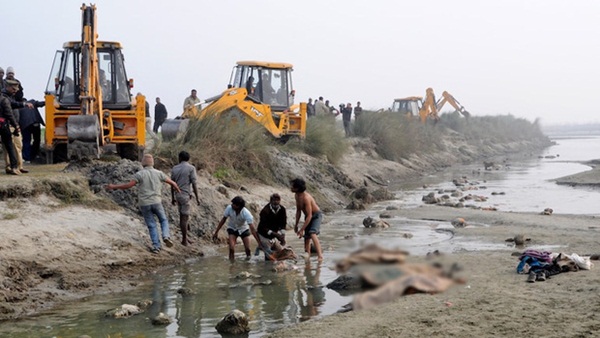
xmin=151 ymin=312 xmax=173 ymax=326
xmin=215 ymin=309 xmax=250 ymax=335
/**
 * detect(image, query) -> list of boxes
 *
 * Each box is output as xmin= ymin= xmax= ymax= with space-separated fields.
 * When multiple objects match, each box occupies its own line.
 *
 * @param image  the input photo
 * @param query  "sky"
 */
xmin=2 ymin=0 xmax=599 ymax=126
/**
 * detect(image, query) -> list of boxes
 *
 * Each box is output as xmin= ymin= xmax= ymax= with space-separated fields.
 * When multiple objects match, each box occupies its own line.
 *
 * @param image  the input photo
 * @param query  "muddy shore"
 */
xmin=267 ymin=206 xmax=600 ymax=338
xmin=266 ymin=159 xmax=600 ymax=338
xmin=2 ymin=136 xmax=598 ymax=337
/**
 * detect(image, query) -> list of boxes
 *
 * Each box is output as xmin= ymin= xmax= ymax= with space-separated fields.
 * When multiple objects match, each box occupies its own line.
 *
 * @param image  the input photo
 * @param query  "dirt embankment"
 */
xmin=0 ymin=135 xmax=551 ymax=321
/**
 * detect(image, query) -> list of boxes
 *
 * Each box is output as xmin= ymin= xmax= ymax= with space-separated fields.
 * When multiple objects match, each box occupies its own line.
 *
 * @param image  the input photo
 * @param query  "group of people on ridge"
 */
xmin=306 ymin=97 xmax=363 ymax=137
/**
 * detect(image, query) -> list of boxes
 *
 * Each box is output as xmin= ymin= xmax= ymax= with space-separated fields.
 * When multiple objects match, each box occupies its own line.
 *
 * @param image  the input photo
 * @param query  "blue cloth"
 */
xmin=517 ymin=255 xmax=551 ymax=274
xmin=140 ymin=203 xmax=170 ymax=250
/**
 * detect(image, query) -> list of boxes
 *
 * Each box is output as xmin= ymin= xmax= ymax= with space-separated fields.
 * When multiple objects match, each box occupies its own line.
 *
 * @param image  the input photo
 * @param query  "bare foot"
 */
xmin=181 ymin=238 xmax=195 ymax=246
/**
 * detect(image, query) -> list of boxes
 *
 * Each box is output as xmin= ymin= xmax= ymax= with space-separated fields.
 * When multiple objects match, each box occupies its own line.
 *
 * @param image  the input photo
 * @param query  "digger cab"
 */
xmin=391 ymin=96 xmax=422 ymax=116
xmin=228 ymin=61 xmax=295 ymax=112
xmin=45 ymin=41 xmax=132 ymax=109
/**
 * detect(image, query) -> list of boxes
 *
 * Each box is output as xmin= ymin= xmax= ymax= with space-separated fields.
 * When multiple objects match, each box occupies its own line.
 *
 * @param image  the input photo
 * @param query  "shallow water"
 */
xmin=395 ymin=136 xmax=600 ymax=215
xmin=3 ymin=135 xmax=599 ymax=337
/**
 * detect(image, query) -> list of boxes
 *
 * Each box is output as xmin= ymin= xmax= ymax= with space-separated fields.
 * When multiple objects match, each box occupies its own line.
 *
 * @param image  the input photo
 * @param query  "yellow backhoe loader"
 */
xmin=44 ymin=4 xmax=145 ymax=163
xmin=391 ymin=88 xmax=470 ymax=123
xmin=161 ymin=61 xmax=306 ymax=142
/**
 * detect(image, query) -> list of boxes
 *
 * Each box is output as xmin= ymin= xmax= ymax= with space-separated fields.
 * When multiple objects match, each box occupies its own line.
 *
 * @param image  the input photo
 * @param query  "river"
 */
xmin=3 ymin=135 xmax=599 ymax=337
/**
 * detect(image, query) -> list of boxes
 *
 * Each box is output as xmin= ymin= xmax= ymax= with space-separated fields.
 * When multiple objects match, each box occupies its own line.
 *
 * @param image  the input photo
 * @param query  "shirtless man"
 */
xmin=291 ymin=178 xmax=323 ymax=260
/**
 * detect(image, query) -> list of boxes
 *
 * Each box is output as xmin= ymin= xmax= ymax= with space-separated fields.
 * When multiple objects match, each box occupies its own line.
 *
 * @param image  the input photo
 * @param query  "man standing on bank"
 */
xmin=171 ymin=151 xmax=200 ymax=246
xmin=153 ymin=97 xmax=168 ymax=133
xmin=291 ymin=178 xmax=324 ymax=261
xmin=106 ymin=154 xmax=180 ymax=254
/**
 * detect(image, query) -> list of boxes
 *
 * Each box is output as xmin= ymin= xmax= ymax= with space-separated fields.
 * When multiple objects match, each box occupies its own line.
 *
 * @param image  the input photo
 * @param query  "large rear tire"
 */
xmin=116 ymin=143 xmax=140 ymax=161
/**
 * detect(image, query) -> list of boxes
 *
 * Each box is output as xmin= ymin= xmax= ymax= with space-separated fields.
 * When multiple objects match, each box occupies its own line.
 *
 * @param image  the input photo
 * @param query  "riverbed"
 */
xmin=3 ymin=135 xmax=599 ymax=337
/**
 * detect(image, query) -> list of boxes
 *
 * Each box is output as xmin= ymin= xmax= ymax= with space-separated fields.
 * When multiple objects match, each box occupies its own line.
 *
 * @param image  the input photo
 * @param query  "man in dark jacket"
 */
xmin=341 ymin=102 xmax=353 ymax=137
xmin=153 ymin=97 xmax=168 ymax=133
xmin=1 ymin=80 xmax=32 ymax=174
xmin=19 ymin=99 xmax=45 ymax=162
xmin=256 ymin=193 xmax=287 ymax=261
xmin=0 ymin=80 xmax=31 ymax=174
xmin=307 ymin=98 xmax=315 ymax=118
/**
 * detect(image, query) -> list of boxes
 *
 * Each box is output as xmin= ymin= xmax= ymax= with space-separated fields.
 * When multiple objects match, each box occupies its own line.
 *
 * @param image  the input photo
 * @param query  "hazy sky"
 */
xmin=2 ymin=0 xmax=599 ymax=125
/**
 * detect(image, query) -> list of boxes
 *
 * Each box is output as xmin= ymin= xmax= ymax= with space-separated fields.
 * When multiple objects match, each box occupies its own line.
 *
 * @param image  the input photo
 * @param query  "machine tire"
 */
xmin=49 ymin=144 xmax=69 ymax=164
xmin=278 ymin=135 xmax=292 ymax=144
xmin=116 ymin=143 xmax=140 ymax=161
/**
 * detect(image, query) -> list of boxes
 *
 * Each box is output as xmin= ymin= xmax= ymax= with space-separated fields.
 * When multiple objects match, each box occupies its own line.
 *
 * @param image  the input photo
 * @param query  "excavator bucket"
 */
xmin=67 ymin=115 xmax=100 ymax=159
xmin=161 ymin=119 xmax=190 ymax=141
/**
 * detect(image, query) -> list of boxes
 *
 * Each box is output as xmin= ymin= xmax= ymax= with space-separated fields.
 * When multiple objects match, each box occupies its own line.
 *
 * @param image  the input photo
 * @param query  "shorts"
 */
xmin=227 ymin=228 xmax=250 ymax=238
xmin=304 ymin=211 xmax=323 ymax=239
xmin=175 ymin=193 xmax=191 ymax=215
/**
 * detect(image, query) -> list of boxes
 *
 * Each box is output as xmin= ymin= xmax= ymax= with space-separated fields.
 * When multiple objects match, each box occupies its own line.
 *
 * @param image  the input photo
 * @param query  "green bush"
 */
xmin=439 ymin=113 xmax=548 ymax=143
xmin=283 ymin=115 xmax=348 ymax=164
xmin=157 ymin=114 xmax=275 ymax=182
xmin=353 ymin=111 xmax=441 ymax=161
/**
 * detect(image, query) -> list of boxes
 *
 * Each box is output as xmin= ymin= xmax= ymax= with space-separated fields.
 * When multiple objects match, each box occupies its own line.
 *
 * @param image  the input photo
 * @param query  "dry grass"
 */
xmin=156 ymin=111 xmax=548 ymax=181
xmin=439 ymin=112 xmax=548 ymax=142
xmin=353 ymin=111 xmax=548 ymax=161
xmin=353 ymin=111 xmax=442 ymax=161
xmin=283 ymin=116 xmax=349 ymax=165
xmin=157 ymin=115 xmax=275 ymax=182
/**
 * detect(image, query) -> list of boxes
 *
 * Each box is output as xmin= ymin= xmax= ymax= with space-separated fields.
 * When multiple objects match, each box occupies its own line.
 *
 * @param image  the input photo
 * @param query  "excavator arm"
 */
xmin=437 ymin=91 xmax=471 ymax=118
xmin=419 ymin=87 xmax=439 ymax=123
xmin=199 ymin=88 xmax=305 ymax=139
xmin=66 ymin=4 xmax=104 ymax=159
xmin=416 ymin=88 xmax=471 ymax=123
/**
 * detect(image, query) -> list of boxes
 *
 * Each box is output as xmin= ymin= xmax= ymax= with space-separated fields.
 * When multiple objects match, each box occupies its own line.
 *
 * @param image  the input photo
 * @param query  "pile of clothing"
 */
xmin=517 ymin=249 xmax=593 ymax=283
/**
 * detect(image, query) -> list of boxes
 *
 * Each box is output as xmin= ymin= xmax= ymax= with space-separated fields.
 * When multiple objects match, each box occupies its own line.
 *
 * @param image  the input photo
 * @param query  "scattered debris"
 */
xmin=451 ymin=218 xmax=467 ymax=228
xmin=177 ymin=288 xmax=195 ymax=296
xmin=362 ymin=216 xmax=390 ymax=228
xmin=105 ymin=304 xmax=142 ymax=318
xmin=151 ymin=312 xmax=173 ymax=326
xmin=505 ymin=234 xmax=530 ymax=246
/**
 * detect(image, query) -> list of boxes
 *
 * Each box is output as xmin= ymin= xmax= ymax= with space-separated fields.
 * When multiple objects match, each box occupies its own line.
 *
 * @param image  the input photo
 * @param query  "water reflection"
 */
xmin=172 ymin=267 xmax=203 ymax=338
xmin=298 ymin=260 xmax=325 ymax=321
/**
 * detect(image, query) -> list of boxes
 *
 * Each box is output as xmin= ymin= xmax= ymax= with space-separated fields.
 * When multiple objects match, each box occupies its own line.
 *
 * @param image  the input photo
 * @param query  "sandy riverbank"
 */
xmin=1 ymin=136 xmax=593 ymax=337
xmin=267 ymin=205 xmax=600 ymax=338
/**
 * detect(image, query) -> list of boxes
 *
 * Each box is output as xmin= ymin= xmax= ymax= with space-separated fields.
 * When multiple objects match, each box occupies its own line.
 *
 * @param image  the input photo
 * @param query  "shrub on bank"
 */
xmin=157 ymin=114 xmax=349 ymax=181
xmin=439 ymin=113 xmax=548 ymax=143
xmin=353 ymin=111 xmax=441 ymax=161
xmin=156 ymin=111 xmax=548 ymax=181
xmin=157 ymin=115 xmax=274 ymax=182
xmin=283 ymin=115 xmax=348 ymax=165
xmin=353 ymin=111 xmax=548 ymax=161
